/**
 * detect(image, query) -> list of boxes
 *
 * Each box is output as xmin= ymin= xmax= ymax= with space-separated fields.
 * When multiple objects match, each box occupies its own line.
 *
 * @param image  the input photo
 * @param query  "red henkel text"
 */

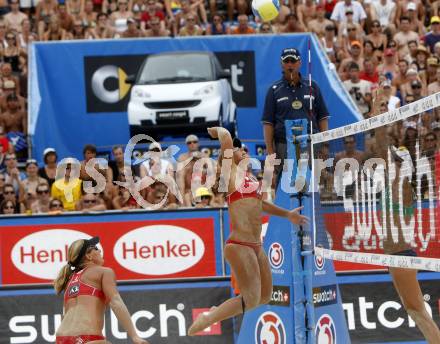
xmin=20 ymin=245 xmax=69 ymax=263
xmin=122 ymin=240 xmax=197 ymax=259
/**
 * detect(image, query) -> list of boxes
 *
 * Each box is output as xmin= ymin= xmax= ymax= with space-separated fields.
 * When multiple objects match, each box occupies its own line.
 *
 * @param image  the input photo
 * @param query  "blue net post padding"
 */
xmin=286 ymin=119 xmax=314 ymax=343
xmin=285 ymin=119 xmax=351 ymax=344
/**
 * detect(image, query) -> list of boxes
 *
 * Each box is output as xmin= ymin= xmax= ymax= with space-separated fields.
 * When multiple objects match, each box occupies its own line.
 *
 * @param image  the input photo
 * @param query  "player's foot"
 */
xmin=188 ymin=306 xmax=217 ymax=336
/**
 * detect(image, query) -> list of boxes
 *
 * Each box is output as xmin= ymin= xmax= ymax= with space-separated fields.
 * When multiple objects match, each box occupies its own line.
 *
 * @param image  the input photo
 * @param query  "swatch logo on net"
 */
xmin=114 ymin=225 xmax=205 ymax=275
xmin=11 ymin=229 xmax=99 ymax=280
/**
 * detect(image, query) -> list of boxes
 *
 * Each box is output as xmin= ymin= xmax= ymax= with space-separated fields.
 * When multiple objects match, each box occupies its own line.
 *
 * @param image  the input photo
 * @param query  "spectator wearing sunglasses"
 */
xmin=177 ymin=134 xmax=208 ymax=206
xmin=48 ymin=198 xmax=64 ymax=214
xmin=140 ymin=142 xmax=175 ymax=185
xmin=2 ymin=183 xmax=25 ymax=213
xmin=405 ymin=79 xmax=424 ymax=104
xmin=51 ymin=159 xmax=82 ymax=211
xmin=0 ymin=199 xmax=18 ymax=215
xmin=76 ymin=192 xmax=107 ymax=212
xmin=30 ymin=182 xmax=51 ymax=213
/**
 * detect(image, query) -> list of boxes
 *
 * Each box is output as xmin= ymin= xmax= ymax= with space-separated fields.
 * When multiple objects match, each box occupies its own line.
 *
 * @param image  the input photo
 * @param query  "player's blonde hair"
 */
xmin=53 ymin=239 xmax=85 ymax=294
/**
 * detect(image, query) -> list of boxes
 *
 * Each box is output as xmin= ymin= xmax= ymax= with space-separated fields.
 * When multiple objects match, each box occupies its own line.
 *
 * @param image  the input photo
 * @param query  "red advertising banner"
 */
xmin=0 ymin=218 xmax=217 ymax=285
xmin=324 ymin=207 xmax=440 ymax=272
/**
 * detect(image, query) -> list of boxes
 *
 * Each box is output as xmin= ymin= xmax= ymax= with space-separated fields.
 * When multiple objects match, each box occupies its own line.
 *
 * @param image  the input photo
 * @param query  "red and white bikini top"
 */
xmin=226 ymin=172 xmax=262 ymax=205
xmin=64 ymin=268 xmax=106 ymax=305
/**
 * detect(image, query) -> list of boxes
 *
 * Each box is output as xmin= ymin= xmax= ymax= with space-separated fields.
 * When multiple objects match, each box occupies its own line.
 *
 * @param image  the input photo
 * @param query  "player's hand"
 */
xmin=287 ymin=206 xmax=309 ymax=226
xmin=132 ymin=336 xmax=149 ymax=344
xmin=207 ymin=127 xmax=218 ymax=138
xmin=373 ymin=86 xmax=387 ymax=103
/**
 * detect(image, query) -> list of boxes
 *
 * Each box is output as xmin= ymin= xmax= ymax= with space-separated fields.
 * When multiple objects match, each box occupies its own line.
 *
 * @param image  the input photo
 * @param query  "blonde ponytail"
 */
xmin=54 ymin=263 xmax=74 ymax=294
xmin=53 ymin=239 xmax=85 ymax=294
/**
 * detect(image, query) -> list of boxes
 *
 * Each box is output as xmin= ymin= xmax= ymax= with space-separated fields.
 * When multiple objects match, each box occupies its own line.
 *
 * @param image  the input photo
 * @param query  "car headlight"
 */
xmin=133 ymin=89 xmax=151 ymax=99
xmin=194 ymin=85 xmax=215 ymax=96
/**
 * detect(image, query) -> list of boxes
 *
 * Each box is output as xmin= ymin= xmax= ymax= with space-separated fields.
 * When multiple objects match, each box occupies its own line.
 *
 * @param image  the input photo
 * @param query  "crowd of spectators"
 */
xmin=312 ymin=0 xmax=440 ymax=202
xmin=0 ymin=0 xmax=440 ymax=214
xmin=0 ymin=136 xmax=270 ymax=214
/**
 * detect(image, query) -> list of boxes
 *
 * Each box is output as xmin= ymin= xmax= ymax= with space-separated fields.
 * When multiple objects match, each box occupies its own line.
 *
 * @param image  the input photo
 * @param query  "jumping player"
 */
xmin=188 ymin=127 xmax=308 ymax=335
xmin=53 ymin=236 xmax=149 ymax=344
xmin=371 ymin=88 xmax=440 ymax=343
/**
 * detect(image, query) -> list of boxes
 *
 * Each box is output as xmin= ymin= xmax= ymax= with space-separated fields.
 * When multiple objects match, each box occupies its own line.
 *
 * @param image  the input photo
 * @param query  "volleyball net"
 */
xmin=311 ymin=93 xmax=440 ymax=272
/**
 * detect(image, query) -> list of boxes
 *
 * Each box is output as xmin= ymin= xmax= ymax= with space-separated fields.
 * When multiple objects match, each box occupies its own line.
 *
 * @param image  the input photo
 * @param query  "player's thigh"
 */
xmin=224 ymin=244 xmax=261 ymax=301
xmin=256 ymin=248 xmax=272 ymax=303
xmin=389 ymin=267 xmax=425 ymax=310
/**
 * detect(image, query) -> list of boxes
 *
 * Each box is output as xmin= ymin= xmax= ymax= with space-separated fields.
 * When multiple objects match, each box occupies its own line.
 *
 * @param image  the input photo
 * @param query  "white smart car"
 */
xmin=127 ymin=51 xmax=237 ymax=138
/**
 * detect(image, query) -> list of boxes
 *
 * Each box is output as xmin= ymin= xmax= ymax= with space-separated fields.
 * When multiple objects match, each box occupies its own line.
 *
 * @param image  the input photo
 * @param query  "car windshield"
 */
xmin=138 ymin=54 xmax=214 ymax=84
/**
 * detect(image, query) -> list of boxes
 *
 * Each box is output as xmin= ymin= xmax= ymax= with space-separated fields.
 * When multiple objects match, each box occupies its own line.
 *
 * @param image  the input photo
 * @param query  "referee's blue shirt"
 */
xmin=261 ymin=76 xmax=329 ymax=142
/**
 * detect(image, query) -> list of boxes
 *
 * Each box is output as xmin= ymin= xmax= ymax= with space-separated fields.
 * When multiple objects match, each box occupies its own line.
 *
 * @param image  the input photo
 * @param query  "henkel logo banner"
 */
xmin=0 ymin=282 xmax=233 ymax=343
xmin=11 ymin=229 xmax=101 ymax=280
xmin=0 ymin=218 xmax=216 ymax=285
xmin=114 ymin=225 xmax=205 ymax=275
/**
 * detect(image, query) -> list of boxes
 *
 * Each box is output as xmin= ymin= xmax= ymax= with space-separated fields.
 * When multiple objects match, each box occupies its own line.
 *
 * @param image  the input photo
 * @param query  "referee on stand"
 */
xmin=262 ymin=48 xmax=329 ymax=189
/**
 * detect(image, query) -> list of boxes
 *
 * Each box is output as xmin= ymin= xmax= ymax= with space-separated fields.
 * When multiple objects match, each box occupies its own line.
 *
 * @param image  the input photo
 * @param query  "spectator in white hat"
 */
xmin=140 ymin=142 xmax=175 ymax=199
xmin=177 ymin=134 xmax=200 ymax=162
xmin=400 ymin=67 xmax=425 ymax=101
xmin=39 ymin=147 xmax=57 ymax=187
xmin=382 ymin=79 xmax=401 ymax=110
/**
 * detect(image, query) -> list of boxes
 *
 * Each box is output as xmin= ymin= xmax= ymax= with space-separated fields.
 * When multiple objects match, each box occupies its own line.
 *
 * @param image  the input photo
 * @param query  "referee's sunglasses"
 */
xmin=282 ymin=58 xmax=298 ymax=64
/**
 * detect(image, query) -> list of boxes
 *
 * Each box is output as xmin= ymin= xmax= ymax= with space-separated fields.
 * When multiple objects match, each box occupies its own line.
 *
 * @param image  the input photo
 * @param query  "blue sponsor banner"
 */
xmin=29 ymin=34 xmax=359 ymax=163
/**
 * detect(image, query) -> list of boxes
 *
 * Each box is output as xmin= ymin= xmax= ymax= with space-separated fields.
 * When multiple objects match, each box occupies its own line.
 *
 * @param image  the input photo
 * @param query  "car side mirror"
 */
xmin=218 ymin=69 xmax=231 ymax=79
xmin=125 ymin=74 xmax=136 ymax=84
